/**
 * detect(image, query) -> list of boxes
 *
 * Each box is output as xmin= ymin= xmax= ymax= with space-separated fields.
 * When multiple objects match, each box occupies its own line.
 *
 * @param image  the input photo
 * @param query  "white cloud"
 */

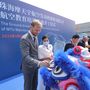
xmin=20 ymin=0 xmax=90 ymax=24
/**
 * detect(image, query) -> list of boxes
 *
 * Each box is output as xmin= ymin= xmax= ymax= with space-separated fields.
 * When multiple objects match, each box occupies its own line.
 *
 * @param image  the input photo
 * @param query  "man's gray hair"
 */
xmin=31 ymin=19 xmax=42 ymax=27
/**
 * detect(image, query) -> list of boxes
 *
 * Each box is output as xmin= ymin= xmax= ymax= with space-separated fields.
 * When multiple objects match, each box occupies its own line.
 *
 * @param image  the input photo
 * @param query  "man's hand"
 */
xmin=39 ymin=60 xmax=50 ymax=67
xmin=39 ymin=56 xmax=53 ymax=61
xmin=48 ymin=55 xmax=53 ymax=60
xmin=86 ymin=45 xmax=90 ymax=48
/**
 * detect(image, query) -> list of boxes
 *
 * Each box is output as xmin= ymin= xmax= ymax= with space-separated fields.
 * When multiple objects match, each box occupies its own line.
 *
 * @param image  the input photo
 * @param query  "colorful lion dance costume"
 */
xmin=40 ymin=46 xmax=90 ymax=90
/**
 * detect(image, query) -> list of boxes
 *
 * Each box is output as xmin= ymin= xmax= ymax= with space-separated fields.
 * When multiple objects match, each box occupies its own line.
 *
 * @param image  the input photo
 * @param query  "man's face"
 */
xmin=72 ymin=38 xmax=79 ymax=44
xmin=43 ymin=38 xmax=49 ymax=42
xmin=43 ymin=38 xmax=49 ymax=46
xmin=31 ymin=24 xmax=42 ymax=36
xmin=83 ymin=37 xmax=88 ymax=42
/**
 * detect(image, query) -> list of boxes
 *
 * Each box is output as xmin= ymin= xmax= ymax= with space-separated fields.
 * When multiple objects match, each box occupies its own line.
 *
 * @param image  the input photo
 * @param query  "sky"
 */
xmin=20 ymin=0 xmax=90 ymax=24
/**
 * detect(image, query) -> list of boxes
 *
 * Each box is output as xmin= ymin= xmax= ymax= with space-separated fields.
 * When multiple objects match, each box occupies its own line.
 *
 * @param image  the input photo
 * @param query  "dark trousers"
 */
xmin=22 ymin=68 xmax=38 ymax=90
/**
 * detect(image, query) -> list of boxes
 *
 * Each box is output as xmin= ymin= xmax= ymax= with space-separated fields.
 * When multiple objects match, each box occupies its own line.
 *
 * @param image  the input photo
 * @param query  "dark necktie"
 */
xmin=33 ymin=37 xmax=36 ymax=42
xmin=33 ymin=37 xmax=37 ymax=48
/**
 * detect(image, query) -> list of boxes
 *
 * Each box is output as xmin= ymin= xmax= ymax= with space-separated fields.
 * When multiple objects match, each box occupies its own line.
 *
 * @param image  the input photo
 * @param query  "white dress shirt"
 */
xmin=38 ymin=44 xmax=53 ymax=59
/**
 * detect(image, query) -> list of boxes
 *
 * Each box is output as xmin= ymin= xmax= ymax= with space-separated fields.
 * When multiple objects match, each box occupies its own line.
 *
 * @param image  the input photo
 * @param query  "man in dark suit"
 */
xmin=78 ymin=35 xmax=90 ymax=52
xmin=64 ymin=34 xmax=80 ymax=51
xmin=78 ymin=36 xmax=88 ymax=47
xmin=88 ymin=37 xmax=90 ymax=52
xmin=20 ymin=19 xmax=49 ymax=90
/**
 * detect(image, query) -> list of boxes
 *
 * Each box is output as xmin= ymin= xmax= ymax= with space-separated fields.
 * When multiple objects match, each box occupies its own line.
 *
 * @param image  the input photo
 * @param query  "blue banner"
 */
xmin=0 ymin=0 xmax=75 ymax=80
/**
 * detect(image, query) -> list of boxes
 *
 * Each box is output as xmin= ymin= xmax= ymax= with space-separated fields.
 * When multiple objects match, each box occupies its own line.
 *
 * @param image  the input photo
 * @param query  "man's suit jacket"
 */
xmin=20 ymin=32 xmax=39 ymax=71
xmin=78 ymin=40 xmax=85 ymax=48
xmin=64 ymin=43 xmax=74 ymax=51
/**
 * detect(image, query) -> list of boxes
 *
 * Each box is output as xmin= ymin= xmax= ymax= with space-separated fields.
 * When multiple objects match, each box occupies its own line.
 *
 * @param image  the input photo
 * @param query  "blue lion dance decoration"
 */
xmin=40 ymin=46 xmax=90 ymax=90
